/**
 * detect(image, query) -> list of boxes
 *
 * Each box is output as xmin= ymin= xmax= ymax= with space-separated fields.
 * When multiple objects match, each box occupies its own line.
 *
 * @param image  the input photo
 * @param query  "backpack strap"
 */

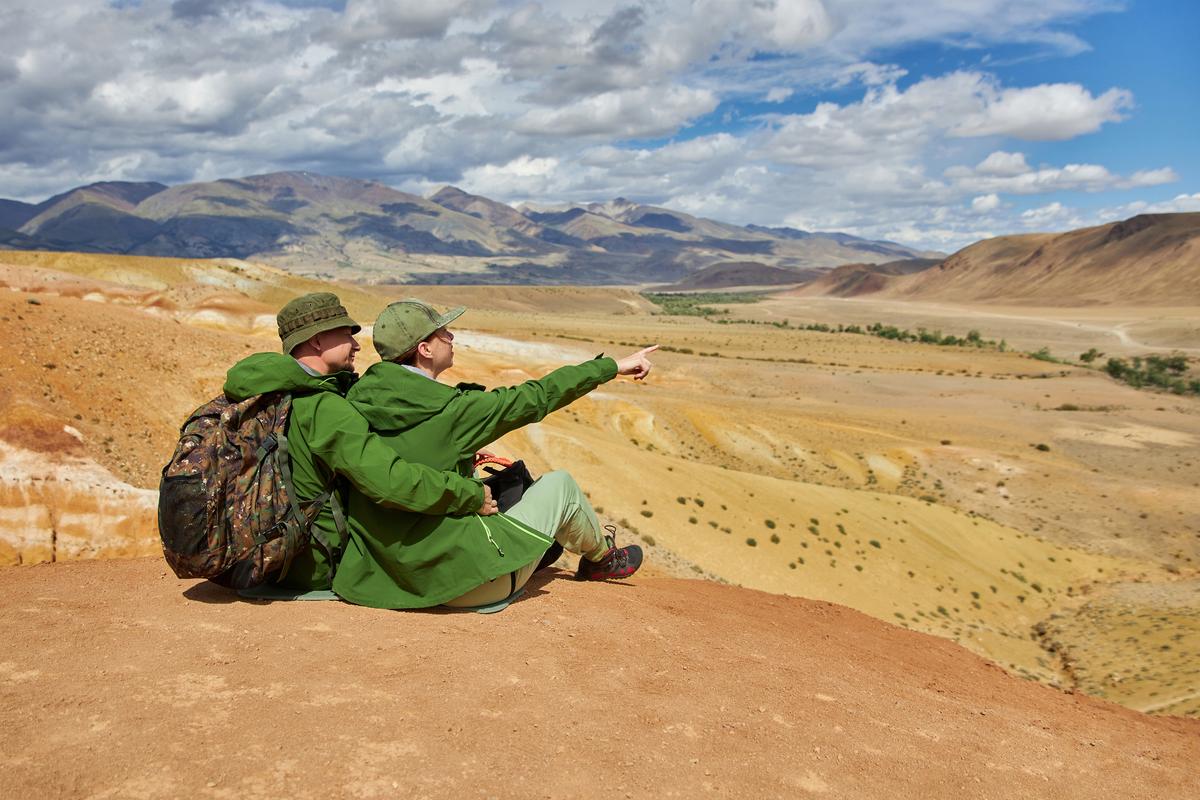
xmin=275 ymin=431 xmax=349 ymax=578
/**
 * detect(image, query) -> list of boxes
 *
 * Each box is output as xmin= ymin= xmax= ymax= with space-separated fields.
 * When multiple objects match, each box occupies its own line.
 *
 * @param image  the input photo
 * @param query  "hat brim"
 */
xmin=281 ymin=314 xmax=361 ymax=354
xmin=437 ymin=306 xmax=466 ymax=329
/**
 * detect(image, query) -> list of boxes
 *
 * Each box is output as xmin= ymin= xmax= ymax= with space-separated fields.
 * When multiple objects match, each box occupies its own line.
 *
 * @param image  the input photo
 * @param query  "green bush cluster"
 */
xmin=864 ymin=323 xmax=996 ymax=349
xmin=1104 ymin=355 xmax=1199 ymax=395
xmin=642 ymin=291 xmax=764 ymax=316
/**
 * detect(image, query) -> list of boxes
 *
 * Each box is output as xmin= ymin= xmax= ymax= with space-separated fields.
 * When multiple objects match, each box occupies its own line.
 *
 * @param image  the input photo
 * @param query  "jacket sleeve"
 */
xmin=451 ymin=357 xmax=617 ymax=455
xmin=303 ymin=393 xmax=484 ymax=515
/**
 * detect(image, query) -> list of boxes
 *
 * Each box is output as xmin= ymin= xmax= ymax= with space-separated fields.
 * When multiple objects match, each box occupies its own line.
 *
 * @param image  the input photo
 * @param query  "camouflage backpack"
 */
xmin=157 ymin=391 xmax=346 ymax=589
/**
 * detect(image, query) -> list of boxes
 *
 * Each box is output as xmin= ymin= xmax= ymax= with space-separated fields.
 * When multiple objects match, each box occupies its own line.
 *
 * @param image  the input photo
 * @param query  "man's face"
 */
xmin=428 ymin=326 xmax=455 ymax=375
xmin=316 ymin=327 xmax=360 ymax=372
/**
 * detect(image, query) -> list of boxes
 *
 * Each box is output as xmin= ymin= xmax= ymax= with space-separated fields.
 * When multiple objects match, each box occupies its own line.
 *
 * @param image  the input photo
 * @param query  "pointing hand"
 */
xmin=615 ymin=345 xmax=659 ymax=381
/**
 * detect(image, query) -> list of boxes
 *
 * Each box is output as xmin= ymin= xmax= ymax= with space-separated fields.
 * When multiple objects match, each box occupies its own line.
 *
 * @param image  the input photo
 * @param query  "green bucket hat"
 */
xmin=277 ymin=292 xmax=361 ymax=354
xmin=373 ymin=298 xmax=466 ymax=361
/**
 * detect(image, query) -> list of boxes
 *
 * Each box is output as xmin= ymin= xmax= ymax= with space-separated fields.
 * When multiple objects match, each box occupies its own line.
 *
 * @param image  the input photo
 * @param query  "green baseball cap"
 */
xmin=373 ymin=298 xmax=466 ymax=361
xmin=277 ymin=292 xmax=361 ymax=354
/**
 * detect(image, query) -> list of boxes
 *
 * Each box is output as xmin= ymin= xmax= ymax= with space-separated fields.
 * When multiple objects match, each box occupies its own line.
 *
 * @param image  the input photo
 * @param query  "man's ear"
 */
xmin=416 ymin=339 xmax=433 ymax=359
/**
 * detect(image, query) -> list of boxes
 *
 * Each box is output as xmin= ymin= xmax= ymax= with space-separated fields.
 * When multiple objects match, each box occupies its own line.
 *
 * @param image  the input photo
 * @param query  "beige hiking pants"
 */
xmin=442 ymin=470 xmax=608 ymax=607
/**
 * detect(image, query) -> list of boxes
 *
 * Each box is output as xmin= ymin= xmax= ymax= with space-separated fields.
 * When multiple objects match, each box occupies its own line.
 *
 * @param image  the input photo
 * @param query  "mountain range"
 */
xmin=0 ymin=171 xmax=937 ymax=284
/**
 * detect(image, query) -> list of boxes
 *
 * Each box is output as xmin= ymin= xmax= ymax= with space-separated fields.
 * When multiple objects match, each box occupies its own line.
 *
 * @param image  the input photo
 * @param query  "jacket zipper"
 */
xmin=475 ymin=515 xmax=504 ymax=556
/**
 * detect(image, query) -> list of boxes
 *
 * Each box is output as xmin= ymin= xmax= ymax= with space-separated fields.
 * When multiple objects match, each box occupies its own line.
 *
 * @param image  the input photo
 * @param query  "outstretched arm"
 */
xmin=452 ymin=344 xmax=660 ymax=456
xmin=304 ymin=394 xmax=492 ymax=516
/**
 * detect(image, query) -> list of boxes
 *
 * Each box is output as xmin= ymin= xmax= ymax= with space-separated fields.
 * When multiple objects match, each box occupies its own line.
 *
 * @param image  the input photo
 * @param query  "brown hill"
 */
xmin=787 ymin=258 xmax=941 ymax=298
xmin=880 ymin=213 xmax=1200 ymax=305
xmin=657 ymin=261 xmax=823 ymax=290
xmin=1 ymin=558 xmax=1196 ymax=800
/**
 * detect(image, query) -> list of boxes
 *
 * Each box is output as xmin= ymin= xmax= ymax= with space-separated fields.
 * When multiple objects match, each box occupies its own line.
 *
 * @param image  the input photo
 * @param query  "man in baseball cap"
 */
xmin=334 ymin=297 xmax=658 ymax=612
xmin=370 ymin=297 xmax=465 ymax=378
xmin=219 ymin=292 xmax=498 ymax=594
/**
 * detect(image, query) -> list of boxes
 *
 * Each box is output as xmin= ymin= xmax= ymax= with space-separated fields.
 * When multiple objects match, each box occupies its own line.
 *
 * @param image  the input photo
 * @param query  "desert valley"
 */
xmin=1 ymin=209 xmax=1199 ymax=797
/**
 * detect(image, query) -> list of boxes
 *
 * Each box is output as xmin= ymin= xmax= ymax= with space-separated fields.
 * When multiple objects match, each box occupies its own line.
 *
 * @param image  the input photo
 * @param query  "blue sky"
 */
xmin=1 ymin=0 xmax=1196 ymax=251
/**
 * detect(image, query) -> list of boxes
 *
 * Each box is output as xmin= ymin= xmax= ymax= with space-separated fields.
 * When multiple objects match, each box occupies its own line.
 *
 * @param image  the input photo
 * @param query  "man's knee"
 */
xmin=536 ymin=469 xmax=580 ymax=493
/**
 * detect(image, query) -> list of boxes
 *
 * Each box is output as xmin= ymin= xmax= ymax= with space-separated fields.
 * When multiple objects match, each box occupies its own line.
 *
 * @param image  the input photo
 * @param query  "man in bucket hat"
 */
xmin=220 ymin=292 xmax=497 ymax=591
xmin=334 ymin=297 xmax=655 ymax=611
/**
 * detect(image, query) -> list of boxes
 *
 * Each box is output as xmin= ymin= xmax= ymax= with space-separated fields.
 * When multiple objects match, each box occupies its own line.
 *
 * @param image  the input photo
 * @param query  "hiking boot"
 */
xmin=574 ymin=527 xmax=643 ymax=581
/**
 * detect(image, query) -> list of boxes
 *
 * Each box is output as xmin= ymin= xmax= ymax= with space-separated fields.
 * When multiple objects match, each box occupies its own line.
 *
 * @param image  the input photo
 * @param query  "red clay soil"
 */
xmin=1 ymin=559 xmax=1197 ymax=800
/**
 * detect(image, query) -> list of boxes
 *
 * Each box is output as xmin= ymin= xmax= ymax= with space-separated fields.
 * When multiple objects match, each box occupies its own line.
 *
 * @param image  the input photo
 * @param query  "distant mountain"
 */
xmin=0 ymin=199 xmax=38 ymax=231
xmin=786 ymin=258 xmax=942 ymax=298
xmin=1 ymin=172 xmax=936 ymax=285
xmin=876 ymin=213 xmax=1200 ymax=305
xmin=657 ymin=261 xmax=825 ymax=290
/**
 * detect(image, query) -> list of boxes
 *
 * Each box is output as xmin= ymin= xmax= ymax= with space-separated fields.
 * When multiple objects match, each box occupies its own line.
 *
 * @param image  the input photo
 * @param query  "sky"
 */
xmin=1 ymin=0 xmax=1197 ymax=251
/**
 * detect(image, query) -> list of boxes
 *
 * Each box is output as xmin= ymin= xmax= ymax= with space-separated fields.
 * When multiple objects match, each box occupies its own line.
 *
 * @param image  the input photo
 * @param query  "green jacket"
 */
xmin=335 ymin=357 xmax=618 ymax=609
xmin=222 ymin=353 xmax=485 ymax=589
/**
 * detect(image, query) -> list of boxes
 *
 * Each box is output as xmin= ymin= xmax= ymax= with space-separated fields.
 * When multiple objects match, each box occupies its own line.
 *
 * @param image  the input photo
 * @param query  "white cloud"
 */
xmin=947 ymin=155 xmax=1178 ymax=195
xmin=1019 ymin=201 xmax=1083 ymax=229
xmin=951 ymin=83 xmax=1132 ymax=140
xmin=1098 ymin=193 xmax=1200 ymax=220
xmin=974 ymin=151 xmax=1030 ymax=177
xmin=756 ymin=72 xmax=1133 ymax=174
xmin=330 ymin=0 xmax=490 ymax=43
xmin=766 ymin=87 xmax=794 ymax=103
xmin=514 ymin=85 xmax=719 ymax=138
xmin=748 ymin=0 xmax=836 ymax=49
xmin=459 ymin=155 xmax=565 ymax=198
xmin=971 ymin=194 xmax=1001 ymax=213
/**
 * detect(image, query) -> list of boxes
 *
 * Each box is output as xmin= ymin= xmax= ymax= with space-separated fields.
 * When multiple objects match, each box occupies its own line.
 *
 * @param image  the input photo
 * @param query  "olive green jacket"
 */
xmin=222 ymin=353 xmax=485 ymax=589
xmin=334 ymin=357 xmax=617 ymax=609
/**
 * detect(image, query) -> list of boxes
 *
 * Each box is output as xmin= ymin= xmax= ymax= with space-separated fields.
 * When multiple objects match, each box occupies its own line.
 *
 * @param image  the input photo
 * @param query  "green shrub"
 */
xmin=1103 ymin=355 xmax=1198 ymax=396
xmin=869 ymin=540 xmax=882 ymax=549
xmin=1031 ymin=347 xmax=1056 ymax=362
xmin=746 ymin=538 xmax=757 ymax=547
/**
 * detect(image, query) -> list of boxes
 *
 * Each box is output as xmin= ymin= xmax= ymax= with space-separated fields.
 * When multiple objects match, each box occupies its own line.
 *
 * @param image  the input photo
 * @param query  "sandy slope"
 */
xmin=879 ymin=213 xmax=1200 ymax=306
xmin=1 ymin=558 xmax=1197 ymax=800
xmin=2 ymin=253 xmax=1197 ymax=724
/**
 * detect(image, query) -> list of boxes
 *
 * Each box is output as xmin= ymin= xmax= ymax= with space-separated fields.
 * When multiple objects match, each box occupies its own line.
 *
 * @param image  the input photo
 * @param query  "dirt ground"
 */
xmin=1 ymin=558 xmax=1197 ymax=800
